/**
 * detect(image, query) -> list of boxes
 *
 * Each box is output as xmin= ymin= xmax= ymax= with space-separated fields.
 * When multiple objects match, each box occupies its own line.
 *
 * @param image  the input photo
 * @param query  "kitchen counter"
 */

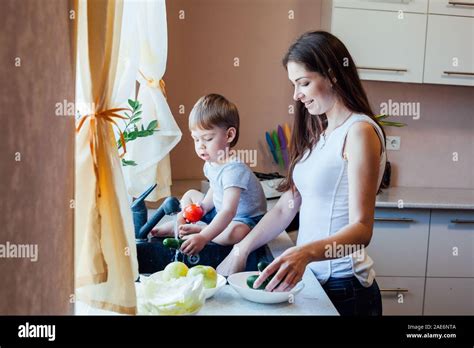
xmin=199 ymin=231 xmax=339 ymax=315
xmin=76 ymin=225 xmax=339 ymax=316
xmin=264 ymin=186 xmax=474 ymax=211
xmin=199 ymin=268 xmax=338 ymax=315
xmin=375 ymin=187 xmax=474 ymax=210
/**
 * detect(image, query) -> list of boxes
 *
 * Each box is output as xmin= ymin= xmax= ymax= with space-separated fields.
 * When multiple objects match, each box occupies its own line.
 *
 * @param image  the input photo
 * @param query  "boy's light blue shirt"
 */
xmin=203 ymin=158 xmax=267 ymax=219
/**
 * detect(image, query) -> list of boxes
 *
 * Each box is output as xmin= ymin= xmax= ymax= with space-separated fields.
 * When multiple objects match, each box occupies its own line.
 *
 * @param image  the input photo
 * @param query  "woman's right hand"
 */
xmin=217 ymin=244 xmax=248 ymax=276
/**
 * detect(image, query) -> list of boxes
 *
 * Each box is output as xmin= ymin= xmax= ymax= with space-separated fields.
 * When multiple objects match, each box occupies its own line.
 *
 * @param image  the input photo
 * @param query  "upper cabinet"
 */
xmin=333 ymin=0 xmax=428 ymax=13
xmin=332 ymin=7 xmax=427 ymax=83
xmin=424 ymin=13 xmax=474 ymax=86
xmin=429 ymin=0 xmax=474 ymax=16
xmin=331 ymin=0 xmax=474 ymax=86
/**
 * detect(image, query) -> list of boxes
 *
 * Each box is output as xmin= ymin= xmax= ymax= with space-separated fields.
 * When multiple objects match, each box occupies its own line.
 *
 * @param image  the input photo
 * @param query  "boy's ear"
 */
xmin=226 ymin=127 xmax=237 ymax=145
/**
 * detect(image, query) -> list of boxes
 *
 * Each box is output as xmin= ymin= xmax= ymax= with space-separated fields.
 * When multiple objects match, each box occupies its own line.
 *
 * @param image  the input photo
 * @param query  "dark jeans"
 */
xmin=322 ymin=276 xmax=382 ymax=316
xmin=136 ymin=237 xmax=272 ymax=274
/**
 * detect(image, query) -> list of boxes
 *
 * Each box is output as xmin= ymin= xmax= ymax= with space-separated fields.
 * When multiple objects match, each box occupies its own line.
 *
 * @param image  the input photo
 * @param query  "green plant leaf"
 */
xmin=380 ymin=121 xmax=406 ymax=127
xmin=128 ymin=130 xmax=138 ymax=140
xmin=122 ymin=159 xmax=137 ymax=166
xmin=147 ymin=120 xmax=158 ymax=131
xmin=375 ymin=114 xmax=390 ymax=120
xmin=116 ymin=99 xmax=152 ymax=166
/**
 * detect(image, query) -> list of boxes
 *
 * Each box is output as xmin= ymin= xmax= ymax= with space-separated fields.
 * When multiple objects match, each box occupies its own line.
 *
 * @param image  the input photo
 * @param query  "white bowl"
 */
xmin=143 ymin=271 xmax=226 ymax=299
xmin=227 ymin=271 xmax=304 ymax=304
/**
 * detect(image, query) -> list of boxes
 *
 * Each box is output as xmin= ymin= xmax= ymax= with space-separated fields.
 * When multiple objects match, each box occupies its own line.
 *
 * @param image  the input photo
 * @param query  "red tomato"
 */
xmin=183 ymin=204 xmax=204 ymax=223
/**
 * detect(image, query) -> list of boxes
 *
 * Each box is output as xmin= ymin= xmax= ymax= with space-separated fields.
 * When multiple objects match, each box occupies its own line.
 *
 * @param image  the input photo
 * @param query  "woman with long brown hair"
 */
xmin=217 ymin=31 xmax=386 ymax=316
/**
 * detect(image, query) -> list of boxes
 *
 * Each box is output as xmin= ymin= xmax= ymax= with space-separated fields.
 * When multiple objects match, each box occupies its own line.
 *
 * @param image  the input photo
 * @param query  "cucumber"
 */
xmin=246 ymin=275 xmax=267 ymax=290
xmin=246 ymin=274 xmax=275 ymax=290
xmin=248 ymin=261 xmax=275 ymax=290
xmin=163 ymin=238 xmax=184 ymax=249
xmin=257 ymin=261 xmax=271 ymax=272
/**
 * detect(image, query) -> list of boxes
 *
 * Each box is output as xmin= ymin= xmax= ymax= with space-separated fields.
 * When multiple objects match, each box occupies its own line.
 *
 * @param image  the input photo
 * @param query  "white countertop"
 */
xmin=76 ymin=231 xmax=339 ymax=316
xmin=375 ymin=187 xmax=474 ymax=210
xmin=199 ymin=268 xmax=338 ymax=315
xmin=199 ymin=231 xmax=338 ymax=315
xmin=167 ymin=180 xmax=474 ymax=210
xmin=77 ymin=192 xmax=339 ymax=315
xmin=263 ymin=186 xmax=474 ymax=210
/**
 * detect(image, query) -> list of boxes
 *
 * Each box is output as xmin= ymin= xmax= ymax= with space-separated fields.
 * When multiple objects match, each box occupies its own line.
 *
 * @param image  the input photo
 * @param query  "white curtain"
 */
xmin=122 ymin=0 xmax=182 ymax=202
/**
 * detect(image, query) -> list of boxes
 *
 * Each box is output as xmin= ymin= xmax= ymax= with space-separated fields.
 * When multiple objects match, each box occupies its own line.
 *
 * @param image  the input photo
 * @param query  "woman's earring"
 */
xmin=328 ymin=68 xmax=337 ymax=84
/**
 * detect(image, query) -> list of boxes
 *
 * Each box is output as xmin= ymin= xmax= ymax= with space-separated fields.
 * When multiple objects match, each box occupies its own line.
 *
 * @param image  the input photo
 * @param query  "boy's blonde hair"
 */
xmin=189 ymin=94 xmax=240 ymax=148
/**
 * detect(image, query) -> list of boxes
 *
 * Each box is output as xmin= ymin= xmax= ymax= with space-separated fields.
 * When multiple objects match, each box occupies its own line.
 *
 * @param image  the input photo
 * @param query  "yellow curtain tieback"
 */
xmin=76 ymin=108 xmax=130 ymax=196
xmin=138 ymin=70 xmax=167 ymax=99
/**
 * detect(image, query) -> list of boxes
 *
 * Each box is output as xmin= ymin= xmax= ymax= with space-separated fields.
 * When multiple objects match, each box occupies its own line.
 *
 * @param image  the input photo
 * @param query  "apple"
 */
xmin=187 ymin=265 xmax=217 ymax=289
xmin=162 ymin=261 xmax=189 ymax=281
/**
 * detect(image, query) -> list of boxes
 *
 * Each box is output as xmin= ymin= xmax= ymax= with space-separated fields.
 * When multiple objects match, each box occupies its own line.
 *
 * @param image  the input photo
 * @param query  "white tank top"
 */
xmin=293 ymin=114 xmax=386 ymax=287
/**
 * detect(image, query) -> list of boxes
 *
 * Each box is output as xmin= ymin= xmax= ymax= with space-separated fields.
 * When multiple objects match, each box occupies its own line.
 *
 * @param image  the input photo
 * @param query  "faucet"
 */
xmin=131 ymin=184 xmax=181 ymax=240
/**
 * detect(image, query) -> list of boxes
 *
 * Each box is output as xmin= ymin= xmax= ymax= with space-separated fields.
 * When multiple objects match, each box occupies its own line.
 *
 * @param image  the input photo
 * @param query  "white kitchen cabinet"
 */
xmin=368 ymin=207 xmax=473 ymax=315
xmin=427 ymin=210 xmax=474 ymax=277
xmin=377 ymin=276 xmax=425 ymax=315
xmin=424 ymin=277 xmax=474 ymax=315
xmin=429 ymin=0 xmax=474 ymax=16
xmin=331 ymin=0 xmax=474 ymax=86
xmin=367 ymin=208 xmax=430 ymax=276
xmin=424 ymin=15 xmax=474 ymax=86
xmin=331 ymin=8 xmax=427 ymax=83
xmin=334 ymin=0 xmax=428 ymax=13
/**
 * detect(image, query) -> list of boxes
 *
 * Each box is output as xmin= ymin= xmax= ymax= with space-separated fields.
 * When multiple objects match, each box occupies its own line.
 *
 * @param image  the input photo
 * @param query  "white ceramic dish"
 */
xmin=143 ymin=271 xmax=226 ymax=299
xmin=227 ymin=271 xmax=304 ymax=304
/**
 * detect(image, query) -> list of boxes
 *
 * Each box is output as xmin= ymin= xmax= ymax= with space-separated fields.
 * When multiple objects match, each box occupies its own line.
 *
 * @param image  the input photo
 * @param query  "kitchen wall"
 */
xmin=0 ymin=0 xmax=75 ymax=314
xmin=363 ymin=81 xmax=473 ymax=189
xmin=165 ymin=0 xmax=473 ymax=189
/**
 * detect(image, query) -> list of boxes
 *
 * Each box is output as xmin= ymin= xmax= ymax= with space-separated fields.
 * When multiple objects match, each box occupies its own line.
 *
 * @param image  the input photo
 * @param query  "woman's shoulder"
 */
xmin=344 ymin=115 xmax=385 ymax=156
xmin=347 ymin=120 xmax=379 ymax=138
xmin=346 ymin=114 xmax=383 ymax=136
xmin=348 ymin=113 xmax=376 ymax=123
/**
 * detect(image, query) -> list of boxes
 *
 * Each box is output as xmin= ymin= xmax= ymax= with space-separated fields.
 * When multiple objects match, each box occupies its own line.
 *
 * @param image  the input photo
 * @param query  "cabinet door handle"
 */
xmin=374 ymin=217 xmax=414 ymax=222
xmin=358 ymin=66 xmax=408 ymax=73
xmin=380 ymin=288 xmax=409 ymax=293
xmin=373 ymin=0 xmax=412 ymax=3
xmin=448 ymin=1 xmax=474 ymax=6
xmin=451 ymin=219 xmax=474 ymax=224
xmin=443 ymin=71 xmax=474 ymax=77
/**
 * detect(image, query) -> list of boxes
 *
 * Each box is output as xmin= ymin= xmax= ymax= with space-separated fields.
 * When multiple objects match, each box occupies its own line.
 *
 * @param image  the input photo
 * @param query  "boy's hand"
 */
xmin=176 ymin=212 xmax=186 ymax=227
xmin=180 ymin=234 xmax=208 ymax=255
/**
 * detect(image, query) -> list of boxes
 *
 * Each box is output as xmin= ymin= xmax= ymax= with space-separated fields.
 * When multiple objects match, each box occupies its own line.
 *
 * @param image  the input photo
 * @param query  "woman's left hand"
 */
xmin=254 ymin=245 xmax=310 ymax=292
